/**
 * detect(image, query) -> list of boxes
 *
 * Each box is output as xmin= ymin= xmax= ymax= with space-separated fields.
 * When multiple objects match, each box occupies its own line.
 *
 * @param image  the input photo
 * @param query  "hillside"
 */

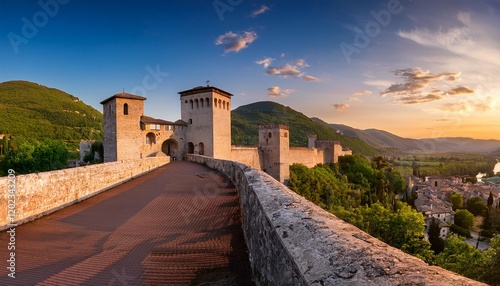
xmin=231 ymin=101 xmax=379 ymax=156
xmin=0 ymin=81 xmax=103 ymax=144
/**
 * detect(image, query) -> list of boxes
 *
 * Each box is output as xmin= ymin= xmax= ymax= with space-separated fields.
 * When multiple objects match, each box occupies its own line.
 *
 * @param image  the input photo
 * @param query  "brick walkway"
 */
xmin=0 ymin=161 xmax=254 ymax=285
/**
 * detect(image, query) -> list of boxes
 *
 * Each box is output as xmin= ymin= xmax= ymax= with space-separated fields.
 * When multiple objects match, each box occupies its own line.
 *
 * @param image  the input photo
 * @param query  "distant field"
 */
xmin=395 ymin=160 xmax=442 ymax=166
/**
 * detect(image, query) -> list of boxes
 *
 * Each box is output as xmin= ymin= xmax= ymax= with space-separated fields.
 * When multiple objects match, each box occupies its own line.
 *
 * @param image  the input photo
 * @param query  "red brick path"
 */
xmin=0 ymin=161 xmax=254 ymax=285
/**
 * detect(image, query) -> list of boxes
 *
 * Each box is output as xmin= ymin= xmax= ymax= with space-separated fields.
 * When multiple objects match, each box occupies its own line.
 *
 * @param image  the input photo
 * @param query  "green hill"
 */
xmin=0 ymin=81 xmax=103 ymax=146
xmin=231 ymin=101 xmax=379 ymax=156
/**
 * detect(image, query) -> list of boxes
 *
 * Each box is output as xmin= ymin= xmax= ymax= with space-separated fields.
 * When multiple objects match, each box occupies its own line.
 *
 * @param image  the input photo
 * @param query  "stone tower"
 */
xmin=259 ymin=124 xmax=290 ymax=182
xmin=100 ymin=93 xmax=146 ymax=162
xmin=178 ymin=86 xmax=232 ymax=159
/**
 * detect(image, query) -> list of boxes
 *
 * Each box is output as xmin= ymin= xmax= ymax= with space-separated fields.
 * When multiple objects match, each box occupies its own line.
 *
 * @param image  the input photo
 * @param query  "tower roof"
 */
xmin=178 ymin=86 xmax=233 ymax=98
xmin=100 ymin=92 xmax=147 ymax=104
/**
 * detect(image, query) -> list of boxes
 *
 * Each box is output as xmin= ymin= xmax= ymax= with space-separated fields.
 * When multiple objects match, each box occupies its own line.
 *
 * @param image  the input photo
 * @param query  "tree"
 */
xmin=435 ymin=234 xmax=489 ymax=281
xmin=483 ymin=234 xmax=500 ymax=285
xmin=488 ymin=191 xmax=494 ymax=207
xmin=467 ymin=197 xmax=487 ymax=216
xmin=428 ymin=218 xmax=445 ymax=254
xmin=455 ymin=209 xmax=475 ymax=230
xmin=450 ymin=193 xmax=464 ymax=211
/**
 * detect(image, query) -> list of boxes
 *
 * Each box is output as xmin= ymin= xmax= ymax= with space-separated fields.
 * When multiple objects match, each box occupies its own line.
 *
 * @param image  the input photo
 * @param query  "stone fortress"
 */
xmin=100 ymin=85 xmax=352 ymax=182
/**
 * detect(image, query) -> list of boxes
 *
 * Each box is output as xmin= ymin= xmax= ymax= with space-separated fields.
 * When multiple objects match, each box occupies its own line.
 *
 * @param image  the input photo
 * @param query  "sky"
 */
xmin=1 ymin=0 xmax=499 ymax=140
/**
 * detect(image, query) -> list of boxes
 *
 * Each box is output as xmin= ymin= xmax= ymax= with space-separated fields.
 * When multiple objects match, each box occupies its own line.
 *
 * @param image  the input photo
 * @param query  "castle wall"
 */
xmin=231 ymin=146 xmax=260 ymax=168
xmin=0 ymin=157 xmax=170 ymax=230
xmin=186 ymin=154 xmax=486 ymax=286
xmin=289 ymin=147 xmax=324 ymax=168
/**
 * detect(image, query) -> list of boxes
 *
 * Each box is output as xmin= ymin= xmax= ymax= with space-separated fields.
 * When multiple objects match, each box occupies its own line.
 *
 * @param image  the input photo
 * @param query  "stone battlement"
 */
xmin=186 ymin=154 xmax=485 ymax=286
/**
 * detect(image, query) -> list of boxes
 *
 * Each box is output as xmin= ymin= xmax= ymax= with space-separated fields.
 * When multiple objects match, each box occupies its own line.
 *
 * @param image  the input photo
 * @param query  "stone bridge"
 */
xmin=0 ymin=157 xmax=485 ymax=285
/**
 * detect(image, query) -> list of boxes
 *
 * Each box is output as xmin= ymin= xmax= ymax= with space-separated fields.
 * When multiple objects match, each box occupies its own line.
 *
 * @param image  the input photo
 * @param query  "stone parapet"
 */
xmin=186 ymin=154 xmax=485 ymax=286
xmin=0 ymin=157 xmax=170 ymax=230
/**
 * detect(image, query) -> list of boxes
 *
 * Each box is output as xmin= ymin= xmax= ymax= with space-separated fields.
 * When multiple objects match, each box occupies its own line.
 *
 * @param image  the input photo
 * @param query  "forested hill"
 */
xmin=231 ymin=101 xmax=379 ymax=156
xmin=0 ymin=81 xmax=103 ymax=142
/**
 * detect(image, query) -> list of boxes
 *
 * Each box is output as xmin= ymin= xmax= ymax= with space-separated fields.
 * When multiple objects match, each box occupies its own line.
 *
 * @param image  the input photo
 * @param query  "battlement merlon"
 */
xmin=178 ymin=86 xmax=233 ymax=98
xmin=259 ymin=124 xmax=289 ymax=130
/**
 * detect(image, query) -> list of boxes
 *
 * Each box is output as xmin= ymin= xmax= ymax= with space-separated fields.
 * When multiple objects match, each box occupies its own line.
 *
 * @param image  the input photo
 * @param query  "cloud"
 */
xmin=446 ymin=86 xmax=474 ymax=95
xmin=353 ymin=90 xmax=372 ymax=96
xmin=332 ymin=103 xmax=349 ymax=111
xmin=347 ymin=97 xmax=362 ymax=102
xmin=250 ymin=5 xmax=269 ymax=17
xmin=266 ymin=64 xmax=301 ymax=77
xmin=439 ymin=96 xmax=495 ymax=112
xmin=293 ymin=59 xmax=309 ymax=67
xmin=435 ymin=119 xmax=452 ymax=122
xmin=393 ymin=94 xmax=443 ymax=105
xmin=259 ymin=58 xmax=319 ymax=81
xmin=381 ymin=68 xmax=461 ymax=97
xmin=380 ymin=68 xmax=475 ymax=105
xmin=301 ymin=75 xmax=320 ymax=82
xmin=280 ymin=53 xmax=286 ymax=58
xmin=397 ymin=12 xmax=500 ymax=68
xmin=268 ymin=86 xmax=294 ymax=98
xmin=215 ymin=31 xmax=257 ymax=53
xmin=256 ymin=57 xmax=274 ymax=68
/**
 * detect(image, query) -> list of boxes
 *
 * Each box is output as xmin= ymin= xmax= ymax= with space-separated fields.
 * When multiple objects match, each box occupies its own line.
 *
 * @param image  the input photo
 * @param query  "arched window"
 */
xmin=189 ymin=119 xmax=192 ymax=124
xmin=190 ymin=100 xmax=193 ymax=109
xmin=227 ymin=102 xmax=230 ymax=110
xmin=195 ymin=99 xmax=199 ymax=108
xmin=223 ymin=101 xmax=226 ymax=110
xmin=123 ymin=103 xmax=129 ymax=115
xmin=214 ymin=98 xmax=217 ymax=107
xmin=185 ymin=100 xmax=187 ymax=103
xmin=146 ymin=132 xmax=156 ymax=145
xmin=206 ymin=98 xmax=210 ymax=107
xmin=187 ymin=142 xmax=194 ymax=154
xmin=284 ymin=132 xmax=288 ymax=138
xmin=268 ymin=132 xmax=272 ymax=138
xmin=198 ymin=142 xmax=204 ymax=155
xmin=200 ymin=98 xmax=204 ymax=108
xmin=218 ymin=99 xmax=222 ymax=108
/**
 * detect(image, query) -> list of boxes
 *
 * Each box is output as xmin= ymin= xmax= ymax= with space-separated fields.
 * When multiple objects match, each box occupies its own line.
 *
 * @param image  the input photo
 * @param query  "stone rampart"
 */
xmin=186 ymin=154 xmax=485 ymax=286
xmin=0 ymin=157 xmax=170 ymax=230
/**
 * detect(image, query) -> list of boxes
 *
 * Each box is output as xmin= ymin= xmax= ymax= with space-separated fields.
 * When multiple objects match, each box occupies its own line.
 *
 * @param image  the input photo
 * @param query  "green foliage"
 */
xmin=3 ymin=139 xmax=68 ymax=174
xmin=231 ymin=101 xmax=379 ymax=156
xmin=450 ymin=192 xmax=464 ymax=211
xmin=454 ymin=209 xmax=475 ymax=230
xmin=335 ymin=202 xmax=433 ymax=261
xmin=450 ymin=224 xmax=472 ymax=238
xmin=83 ymin=141 xmax=104 ymax=164
xmin=467 ymin=197 xmax=488 ymax=216
xmin=488 ymin=191 xmax=494 ymax=207
xmin=0 ymin=81 xmax=103 ymax=146
xmin=435 ymin=234 xmax=489 ymax=281
xmin=428 ymin=218 xmax=445 ymax=254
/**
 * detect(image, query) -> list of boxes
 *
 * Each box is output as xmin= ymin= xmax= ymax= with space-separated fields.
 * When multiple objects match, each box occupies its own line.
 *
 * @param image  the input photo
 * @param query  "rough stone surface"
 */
xmin=186 ymin=154 xmax=486 ymax=286
xmin=0 ymin=157 xmax=169 ymax=230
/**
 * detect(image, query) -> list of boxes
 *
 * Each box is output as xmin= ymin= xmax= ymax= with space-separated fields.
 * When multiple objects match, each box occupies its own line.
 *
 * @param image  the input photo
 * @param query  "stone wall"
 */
xmin=231 ymin=146 xmax=260 ymax=169
xmin=0 ymin=157 xmax=170 ymax=230
xmin=186 ymin=154 xmax=485 ymax=286
xmin=289 ymin=147 xmax=324 ymax=168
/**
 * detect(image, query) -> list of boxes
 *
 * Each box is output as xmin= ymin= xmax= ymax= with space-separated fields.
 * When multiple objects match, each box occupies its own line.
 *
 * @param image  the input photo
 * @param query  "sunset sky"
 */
xmin=1 ymin=0 xmax=499 ymax=139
